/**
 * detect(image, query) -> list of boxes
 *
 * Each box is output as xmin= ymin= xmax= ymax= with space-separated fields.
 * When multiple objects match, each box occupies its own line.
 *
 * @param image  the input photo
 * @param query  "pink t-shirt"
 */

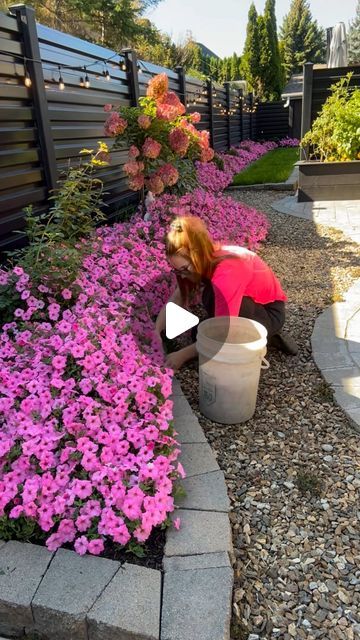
xmin=211 ymin=245 xmax=287 ymax=316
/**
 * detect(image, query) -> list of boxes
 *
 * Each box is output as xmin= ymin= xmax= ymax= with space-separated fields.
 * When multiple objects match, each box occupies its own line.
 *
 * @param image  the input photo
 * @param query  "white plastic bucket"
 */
xmin=196 ymin=317 xmax=269 ymax=424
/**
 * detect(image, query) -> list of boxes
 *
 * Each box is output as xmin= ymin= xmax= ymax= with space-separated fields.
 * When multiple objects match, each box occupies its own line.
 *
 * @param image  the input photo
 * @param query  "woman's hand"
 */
xmin=165 ymin=350 xmax=186 ymax=372
xmin=164 ymin=343 xmax=198 ymax=371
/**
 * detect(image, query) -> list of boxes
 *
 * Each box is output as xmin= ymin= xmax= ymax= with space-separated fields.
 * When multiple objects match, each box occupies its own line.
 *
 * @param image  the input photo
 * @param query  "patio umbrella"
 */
xmin=328 ymin=22 xmax=348 ymax=68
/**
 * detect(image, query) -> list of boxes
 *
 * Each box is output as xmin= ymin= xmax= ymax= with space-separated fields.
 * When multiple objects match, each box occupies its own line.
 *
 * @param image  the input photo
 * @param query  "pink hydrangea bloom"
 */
xmin=142 ymin=137 xmax=162 ymax=159
xmin=168 ymin=128 xmax=189 ymax=157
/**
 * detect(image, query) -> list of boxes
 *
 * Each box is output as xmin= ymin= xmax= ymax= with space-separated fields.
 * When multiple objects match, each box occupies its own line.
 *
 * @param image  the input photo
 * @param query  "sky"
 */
xmin=145 ymin=0 xmax=358 ymax=58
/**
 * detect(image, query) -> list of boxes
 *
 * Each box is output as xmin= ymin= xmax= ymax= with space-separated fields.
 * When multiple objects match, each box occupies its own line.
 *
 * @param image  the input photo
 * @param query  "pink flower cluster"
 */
xmin=104 ymin=112 xmax=128 ymax=137
xmin=278 ymin=137 xmax=300 ymax=147
xmin=146 ymin=187 xmax=270 ymax=251
xmin=0 ymin=220 xmax=188 ymax=555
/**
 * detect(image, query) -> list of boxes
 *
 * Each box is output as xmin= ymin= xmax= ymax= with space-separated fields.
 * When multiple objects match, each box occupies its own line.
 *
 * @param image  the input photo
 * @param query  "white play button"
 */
xmin=165 ymin=302 xmax=199 ymax=339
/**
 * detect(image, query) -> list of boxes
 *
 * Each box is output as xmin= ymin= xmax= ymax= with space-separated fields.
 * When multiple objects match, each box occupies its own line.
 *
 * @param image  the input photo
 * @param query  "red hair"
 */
xmin=165 ymin=216 xmax=219 ymax=278
xmin=165 ymin=216 xmax=225 ymax=306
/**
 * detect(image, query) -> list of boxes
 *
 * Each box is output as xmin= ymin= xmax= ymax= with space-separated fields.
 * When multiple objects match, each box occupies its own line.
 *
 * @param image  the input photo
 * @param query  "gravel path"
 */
xmin=176 ymin=190 xmax=360 ymax=640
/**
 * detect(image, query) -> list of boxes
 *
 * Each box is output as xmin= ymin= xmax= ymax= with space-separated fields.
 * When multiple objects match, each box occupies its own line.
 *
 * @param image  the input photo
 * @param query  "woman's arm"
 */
xmin=155 ymin=285 xmax=182 ymax=335
xmin=165 ymin=343 xmax=198 ymax=371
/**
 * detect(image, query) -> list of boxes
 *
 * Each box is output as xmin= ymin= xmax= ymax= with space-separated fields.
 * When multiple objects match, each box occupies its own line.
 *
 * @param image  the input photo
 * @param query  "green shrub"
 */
xmin=1 ymin=144 xmax=108 ymax=324
xmin=301 ymin=73 xmax=360 ymax=162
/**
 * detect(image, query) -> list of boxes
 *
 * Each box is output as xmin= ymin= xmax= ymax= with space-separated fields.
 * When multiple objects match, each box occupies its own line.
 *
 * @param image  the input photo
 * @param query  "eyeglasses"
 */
xmin=171 ymin=265 xmax=192 ymax=276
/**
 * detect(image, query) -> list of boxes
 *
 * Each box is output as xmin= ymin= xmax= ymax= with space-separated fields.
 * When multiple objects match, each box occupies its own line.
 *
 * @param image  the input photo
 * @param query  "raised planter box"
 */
xmin=297 ymin=160 xmax=360 ymax=202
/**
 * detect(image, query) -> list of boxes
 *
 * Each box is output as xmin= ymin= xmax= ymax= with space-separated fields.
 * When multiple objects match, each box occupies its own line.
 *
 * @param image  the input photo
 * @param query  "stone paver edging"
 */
xmin=311 ymin=280 xmax=360 ymax=432
xmin=272 ymin=193 xmax=360 ymax=432
xmin=0 ymin=379 xmax=233 ymax=640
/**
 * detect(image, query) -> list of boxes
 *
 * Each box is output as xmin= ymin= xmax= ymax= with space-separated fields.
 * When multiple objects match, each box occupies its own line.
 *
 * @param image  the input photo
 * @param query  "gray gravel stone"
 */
xmin=322 ymin=444 xmax=334 ymax=452
xmin=32 ymin=548 xmax=119 ymax=640
xmin=164 ymin=552 xmax=231 ymax=572
xmin=87 ymin=563 xmax=161 ymax=640
xmin=178 ymin=443 xmax=220 ymax=477
xmin=0 ymin=541 xmax=53 ymax=629
xmin=165 ymin=509 xmax=232 ymax=557
xmin=161 ymin=565 xmax=233 ymax=640
xmin=173 ymin=414 xmax=207 ymax=444
xmin=178 ymin=470 xmax=230 ymax=512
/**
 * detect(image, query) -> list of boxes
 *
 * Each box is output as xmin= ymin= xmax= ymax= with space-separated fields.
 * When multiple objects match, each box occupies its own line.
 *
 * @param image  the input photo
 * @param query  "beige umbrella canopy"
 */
xmin=328 ymin=22 xmax=348 ymax=67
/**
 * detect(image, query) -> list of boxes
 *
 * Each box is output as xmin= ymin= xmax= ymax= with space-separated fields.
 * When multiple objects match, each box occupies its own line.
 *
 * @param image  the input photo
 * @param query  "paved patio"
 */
xmin=272 ymin=195 xmax=360 ymax=430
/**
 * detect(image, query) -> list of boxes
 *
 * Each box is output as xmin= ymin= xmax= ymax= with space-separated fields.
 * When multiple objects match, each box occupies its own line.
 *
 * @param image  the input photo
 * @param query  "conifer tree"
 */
xmin=258 ymin=0 xmax=283 ymax=100
xmin=241 ymin=3 xmax=261 ymax=95
xmin=348 ymin=0 xmax=360 ymax=64
xmin=280 ymin=0 xmax=326 ymax=80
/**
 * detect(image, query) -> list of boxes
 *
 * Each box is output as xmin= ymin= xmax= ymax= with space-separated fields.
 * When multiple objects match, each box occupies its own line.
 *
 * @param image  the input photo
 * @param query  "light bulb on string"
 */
xmin=79 ymin=76 xmax=85 ymax=87
xmin=84 ymin=68 xmax=90 ymax=88
xmin=24 ymin=59 xmax=32 ymax=88
xmin=58 ymin=66 xmax=65 ymax=91
xmin=103 ymin=63 xmax=111 ymax=80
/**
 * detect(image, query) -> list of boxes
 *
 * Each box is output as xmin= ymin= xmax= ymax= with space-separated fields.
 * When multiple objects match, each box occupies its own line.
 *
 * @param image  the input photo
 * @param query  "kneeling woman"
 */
xmin=155 ymin=216 xmax=298 ymax=371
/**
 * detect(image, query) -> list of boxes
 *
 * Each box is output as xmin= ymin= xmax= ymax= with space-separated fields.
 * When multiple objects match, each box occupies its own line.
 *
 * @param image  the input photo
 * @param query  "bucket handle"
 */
xmin=261 ymin=357 xmax=270 ymax=370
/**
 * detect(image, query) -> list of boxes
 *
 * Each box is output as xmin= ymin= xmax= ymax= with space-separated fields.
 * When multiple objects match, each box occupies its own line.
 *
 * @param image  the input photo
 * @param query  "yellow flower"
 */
xmin=91 ymin=158 xmax=108 ymax=167
xmin=79 ymin=148 xmax=93 ymax=155
xmin=97 ymin=141 xmax=109 ymax=153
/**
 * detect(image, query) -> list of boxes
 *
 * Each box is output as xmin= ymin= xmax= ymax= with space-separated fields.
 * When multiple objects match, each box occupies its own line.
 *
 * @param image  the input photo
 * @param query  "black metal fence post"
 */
xmin=176 ymin=66 xmax=187 ymax=110
xmin=10 ymin=4 xmax=58 ymax=193
xmin=300 ymin=62 xmax=313 ymax=160
xmin=207 ymin=78 xmax=215 ymax=149
xmin=239 ymin=88 xmax=243 ymax=142
xmin=123 ymin=48 xmax=139 ymax=107
xmin=224 ymin=82 xmax=231 ymax=150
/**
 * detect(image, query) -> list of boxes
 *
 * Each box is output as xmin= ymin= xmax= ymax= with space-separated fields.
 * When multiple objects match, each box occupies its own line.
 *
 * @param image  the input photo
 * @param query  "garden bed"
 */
xmin=297 ymin=160 xmax=360 ymax=202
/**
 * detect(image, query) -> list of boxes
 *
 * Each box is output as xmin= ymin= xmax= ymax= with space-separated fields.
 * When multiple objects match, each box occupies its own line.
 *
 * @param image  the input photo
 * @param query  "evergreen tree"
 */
xmin=241 ymin=3 xmax=261 ymax=95
xmin=0 ymin=0 xmax=163 ymax=50
xmin=280 ymin=0 xmax=326 ymax=80
xmin=209 ymin=56 xmax=219 ymax=81
xmin=230 ymin=52 xmax=240 ymax=80
xmin=348 ymin=0 xmax=360 ymax=64
xmin=258 ymin=0 xmax=283 ymax=100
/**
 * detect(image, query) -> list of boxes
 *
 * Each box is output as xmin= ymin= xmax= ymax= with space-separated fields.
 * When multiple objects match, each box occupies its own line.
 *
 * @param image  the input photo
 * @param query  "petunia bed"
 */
xmin=0 ymin=145 xmax=270 ymax=557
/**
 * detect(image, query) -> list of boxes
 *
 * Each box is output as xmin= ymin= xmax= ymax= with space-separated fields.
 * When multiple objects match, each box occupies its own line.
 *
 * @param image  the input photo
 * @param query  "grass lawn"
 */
xmin=232 ymin=147 xmax=299 ymax=185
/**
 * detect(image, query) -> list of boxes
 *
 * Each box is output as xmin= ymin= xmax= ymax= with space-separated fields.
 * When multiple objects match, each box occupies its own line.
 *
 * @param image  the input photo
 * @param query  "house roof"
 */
xmin=196 ymin=42 xmax=220 ymax=59
xmin=281 ymin=73 xmax=303 ymax=98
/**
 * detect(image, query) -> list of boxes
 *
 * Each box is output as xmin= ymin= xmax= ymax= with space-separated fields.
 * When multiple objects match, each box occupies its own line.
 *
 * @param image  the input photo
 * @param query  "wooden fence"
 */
xmin=0 ymin=5 xmax=289 ymax=252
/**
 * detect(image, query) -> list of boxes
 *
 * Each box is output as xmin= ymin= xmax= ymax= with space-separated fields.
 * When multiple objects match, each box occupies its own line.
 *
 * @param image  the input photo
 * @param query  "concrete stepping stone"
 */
xmin=161 ymin=554 xmax=233 ymax=640
xmin=163 ymin=551 xmax=230 ymax=572
xmin=178 ymin=470 xmax=230 ymax=512
xmin=173 ymin=414 xmax=207 ymax=444
xmin=171 ymin=394 xmax=194 ymax=417
xmin=0 ymin=542 xmax=53 ymax=632
xmin=87 ymin=563 xmax=161 ymax=640
xmin=32 ymin=548 xmax=119 ymax=640
xmin=165 ymin=509 xmax=232 ymax=557
xmin=178 ymin=442 xmax=220 ymax=477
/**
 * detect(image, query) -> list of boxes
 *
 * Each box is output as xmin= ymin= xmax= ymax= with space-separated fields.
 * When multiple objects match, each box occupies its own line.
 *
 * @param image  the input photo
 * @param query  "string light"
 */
xmin=24 ymin=59 xmax=32 ymax=88
xmin=84 ymin=68 xmax=90 ymax=88
xmin=58 ymin=65 xmax=65 ymax=90
xmin=103 ymin=63 xmax=111 ymax=81
xmin=79 ymin=76 xmax=85 ymax=87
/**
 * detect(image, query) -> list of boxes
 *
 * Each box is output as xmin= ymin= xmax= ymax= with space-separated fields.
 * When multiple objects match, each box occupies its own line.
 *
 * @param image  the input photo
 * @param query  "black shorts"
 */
xmin=191 ymin=282 xmax=285 ymax=340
